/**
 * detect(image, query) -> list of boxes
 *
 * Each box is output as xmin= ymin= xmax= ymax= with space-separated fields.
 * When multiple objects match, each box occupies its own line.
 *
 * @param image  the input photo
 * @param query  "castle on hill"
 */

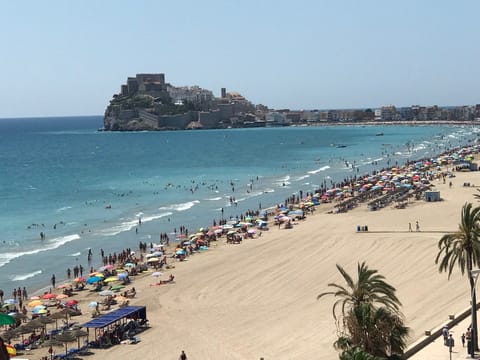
xmin=103 ymin=73 xmax=258 ymax=131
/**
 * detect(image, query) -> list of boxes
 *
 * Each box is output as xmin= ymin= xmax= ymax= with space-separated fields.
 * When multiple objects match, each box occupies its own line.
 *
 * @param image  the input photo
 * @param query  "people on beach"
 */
xmin=415 ymin=221 xmax=420 ymax=232
xmin=51 ymin=274 xmax=56 ymax=288
xmin=179 ymin=350 xmax=187 ymax=360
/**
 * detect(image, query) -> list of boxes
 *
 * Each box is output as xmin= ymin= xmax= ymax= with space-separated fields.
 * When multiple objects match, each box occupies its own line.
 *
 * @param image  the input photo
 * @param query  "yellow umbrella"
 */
xmin=28 ymin=300 xmax=43 ymax=307
xmin=103 ymin=276 xmax=119 ymax=283
xmin=6 ymin=345 xmax=16 ymax=356
xmin=146 ymin=257 xmax=159 ymax=263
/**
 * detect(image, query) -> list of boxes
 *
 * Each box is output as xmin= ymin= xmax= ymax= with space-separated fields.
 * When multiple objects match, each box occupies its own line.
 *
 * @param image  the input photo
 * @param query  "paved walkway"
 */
xmin=409 ymin=313 xmax=480 ymax=359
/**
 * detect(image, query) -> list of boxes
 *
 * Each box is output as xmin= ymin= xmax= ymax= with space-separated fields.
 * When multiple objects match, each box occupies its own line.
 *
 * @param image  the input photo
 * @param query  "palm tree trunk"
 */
xmin=470 ymin=268 xmax=479 ymax=357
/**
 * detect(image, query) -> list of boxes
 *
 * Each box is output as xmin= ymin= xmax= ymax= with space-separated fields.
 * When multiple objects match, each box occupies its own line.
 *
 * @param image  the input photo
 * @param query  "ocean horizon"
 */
xmin=0 ymin=115 xmax=477 ymax=296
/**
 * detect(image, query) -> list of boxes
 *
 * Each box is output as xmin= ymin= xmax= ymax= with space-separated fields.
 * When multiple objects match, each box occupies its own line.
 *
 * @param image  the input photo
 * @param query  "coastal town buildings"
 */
xmin=103 ymin=72 xmax=480 ymax=131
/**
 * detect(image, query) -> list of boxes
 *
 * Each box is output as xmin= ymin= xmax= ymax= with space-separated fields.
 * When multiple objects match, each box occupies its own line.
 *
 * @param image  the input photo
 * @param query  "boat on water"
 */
xmin=376 ymin=132 xmax=384 ymax=136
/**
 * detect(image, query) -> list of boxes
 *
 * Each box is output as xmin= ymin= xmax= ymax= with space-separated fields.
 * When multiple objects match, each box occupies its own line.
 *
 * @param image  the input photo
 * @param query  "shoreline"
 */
xmin=5 ymin=143 xmax=480 ymax=359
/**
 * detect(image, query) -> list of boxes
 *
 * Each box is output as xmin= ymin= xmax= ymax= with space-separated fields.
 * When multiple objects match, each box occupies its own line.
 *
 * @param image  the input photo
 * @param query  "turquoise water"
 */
xmin=0 ymin=116 xmax=477 ymax=293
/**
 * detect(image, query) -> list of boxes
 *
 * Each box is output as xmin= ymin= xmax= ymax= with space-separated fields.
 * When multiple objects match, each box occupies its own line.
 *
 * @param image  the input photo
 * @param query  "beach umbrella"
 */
xmin=65 ymin=299 xmax=78 ymax=307
xmin=86 ymin=276 xmax=102 ymax=284
xmin=5 ymin=344 xmax=16 ymax=357
xmin=27 ymin=300 xmax=43 ymax=307
xmin=124 ymin=262 xmax=136 ymax=268
xmin=42 ymin=293 xmax=56 ymax=300
xmin=110 ymin=285 xmax=125 ymax=292
xmin=87 ymin=301 xmax=98 ymax=308
xmin=29 ymin=296 xmax=40 ymax=300
xmin=27 ymin=318 xmax=44 ymax=329
xmin=39 ymin=316 xmax=55 ymax=325
xmin=1 ymin=303 xmax=15 ymax=309
xmin=56 ymin=294 xmax=69 ymax=300
xmin=54 ymin=332 xmax=77 ymax=355
xmin=146 ymin=257 xmax=160 ymax=263
xmin=8 ymin=312 xmax=27 ymax=321
xmin=70 ymin=328 xmax=89 ymax=348
xmin=40 ymin=338 xmax=64 ymax=348
xmin=3 ymin=298 xmax=18 ymax=305
xmin=74 ymin=276 xmax=86 ymax=283
xmin=103 ymin=276 xmax=119 ymax=283
xmin=151 ymin=272 xmax=163 ymax=277
xmin=32 ymin=308 xmax=47 ymax=315
xmin=16 ymin=323 xmax=37 ymax=335
xmin=99 ymin=290 xmax=114 ymax=296
xmin=33 ymin=305 xmax=46 ymax=312
xmin=0 ymin=313 xmax=15 ymax=325
xmin=2 ymin=329 xmax=18 ymax=342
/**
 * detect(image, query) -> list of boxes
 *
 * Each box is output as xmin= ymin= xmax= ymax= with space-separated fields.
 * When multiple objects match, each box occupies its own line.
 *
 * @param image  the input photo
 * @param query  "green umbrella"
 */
xmin=0 ymin=313 xmax=15 ymax=325
xmin=110 ymin=285 xmax=125 ymax=291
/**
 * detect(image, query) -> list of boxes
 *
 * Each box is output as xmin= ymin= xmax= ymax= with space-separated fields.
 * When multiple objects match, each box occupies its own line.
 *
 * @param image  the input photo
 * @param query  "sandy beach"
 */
xmin=14 ymin=164 xmax=480 ymax=360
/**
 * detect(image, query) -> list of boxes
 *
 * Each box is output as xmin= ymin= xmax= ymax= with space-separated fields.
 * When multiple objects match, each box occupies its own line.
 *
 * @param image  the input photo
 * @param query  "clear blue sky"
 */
xmin=1 ymin=0 xmax=479 ymax=117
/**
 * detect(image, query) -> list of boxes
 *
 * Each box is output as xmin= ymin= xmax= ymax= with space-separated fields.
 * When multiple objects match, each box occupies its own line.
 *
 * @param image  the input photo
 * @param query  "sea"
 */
xmin=0 ymin=115 xmax=478 ymax=296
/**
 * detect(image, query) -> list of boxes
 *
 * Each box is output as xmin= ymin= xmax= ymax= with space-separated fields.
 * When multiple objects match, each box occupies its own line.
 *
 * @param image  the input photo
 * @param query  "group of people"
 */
xmin=408 ymin=221 xmax=420 ymax=232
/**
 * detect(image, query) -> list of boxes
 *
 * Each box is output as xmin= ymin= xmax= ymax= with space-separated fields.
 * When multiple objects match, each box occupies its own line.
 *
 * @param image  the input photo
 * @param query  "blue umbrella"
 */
xmin=86 ymin=276 xmax=102 ymax=284
xmin=4 ymin=298 xmax=18 ymax=305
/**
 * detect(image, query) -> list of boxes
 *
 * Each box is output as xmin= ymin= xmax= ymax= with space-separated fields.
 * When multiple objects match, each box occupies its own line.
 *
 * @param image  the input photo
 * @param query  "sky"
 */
xmin=1 ymin=0 xmax=479 ymax=118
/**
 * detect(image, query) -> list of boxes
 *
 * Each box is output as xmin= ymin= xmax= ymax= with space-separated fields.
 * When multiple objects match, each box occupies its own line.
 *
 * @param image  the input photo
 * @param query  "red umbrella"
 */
xmin=74 ymin=276 xmax=86 ymax=283
xmin=65 ymin=300 xmax=78 ymax=307
xmin=42 ymin=293 xmax=57 ymax=300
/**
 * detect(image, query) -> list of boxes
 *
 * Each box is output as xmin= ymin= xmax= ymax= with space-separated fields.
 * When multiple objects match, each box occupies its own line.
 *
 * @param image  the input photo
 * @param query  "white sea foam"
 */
xmin=159 ymin=200 xmax=200 ymax=212
xmin=295 ymin=174 xmax=310 ymax=181
xmin=206 ymin=197 xmax=222 ymax=201
xmin=0 ymin=234 xmax=81 ymax=268
xmin=308 ymin=165 xmax=330 ymax=174
xmin=69 ymin=252 xmax=81 ymax=257
xmin=98 ymin=220 xmax=138 ymax=236
xmin=99 ymin=212 xmax=172 ymax=237
xmin=56 ymin=206 xmax=72 ymax=213
xmin=11 ymin=270 xmax=42 ymax=281
xmin=142 ymin=212 xmax=172 ymax=222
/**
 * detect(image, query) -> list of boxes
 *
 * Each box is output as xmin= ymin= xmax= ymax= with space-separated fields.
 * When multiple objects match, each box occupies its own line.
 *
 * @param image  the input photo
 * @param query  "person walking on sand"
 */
xmin=415 ymin=221 xmax=420 ymax=232
xmin=408 ymin=222 xmax=412 ymax=232
xmin=179 ymin=350 xmax=187 ymax=360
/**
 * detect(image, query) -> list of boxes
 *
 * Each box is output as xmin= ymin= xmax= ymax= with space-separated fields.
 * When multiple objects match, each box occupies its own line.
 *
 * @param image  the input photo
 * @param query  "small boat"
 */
xmin=376 ymin=132 xmax=384 ymax=136
xmin=336 ymin=145 xmax=347 ymax=148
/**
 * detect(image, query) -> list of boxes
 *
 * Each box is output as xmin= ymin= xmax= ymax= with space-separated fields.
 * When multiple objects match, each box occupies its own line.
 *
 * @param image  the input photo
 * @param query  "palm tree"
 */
xmin=318 ymin=262 xmax=408 ymax=359
xmin=435 ymin=202 xmax=480 ymax=356
xmin=317 ymin=261 xmax=401 ymax=320
xmin=344 ymin=304 xmax=408 ymax=359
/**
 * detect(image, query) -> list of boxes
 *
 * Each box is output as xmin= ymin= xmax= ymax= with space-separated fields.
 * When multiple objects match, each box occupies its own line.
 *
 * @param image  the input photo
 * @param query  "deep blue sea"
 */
xmin=0 ymin=116 xmax=478 ymax=295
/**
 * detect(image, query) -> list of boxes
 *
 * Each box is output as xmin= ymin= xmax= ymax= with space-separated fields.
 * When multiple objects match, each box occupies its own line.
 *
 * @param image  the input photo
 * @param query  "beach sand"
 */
xmin=22 ymin=168 xmax=480 ymax=360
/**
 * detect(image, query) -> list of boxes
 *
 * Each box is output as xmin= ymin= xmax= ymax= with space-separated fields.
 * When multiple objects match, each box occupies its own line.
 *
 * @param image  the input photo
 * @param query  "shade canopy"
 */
xmin=82 ymin=306 xmax=146 ymax=329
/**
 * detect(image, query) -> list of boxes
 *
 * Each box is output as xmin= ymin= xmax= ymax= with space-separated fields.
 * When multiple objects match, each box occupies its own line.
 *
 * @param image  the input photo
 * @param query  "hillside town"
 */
xmin=103 ymin=73 xmax=480 ymax=131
